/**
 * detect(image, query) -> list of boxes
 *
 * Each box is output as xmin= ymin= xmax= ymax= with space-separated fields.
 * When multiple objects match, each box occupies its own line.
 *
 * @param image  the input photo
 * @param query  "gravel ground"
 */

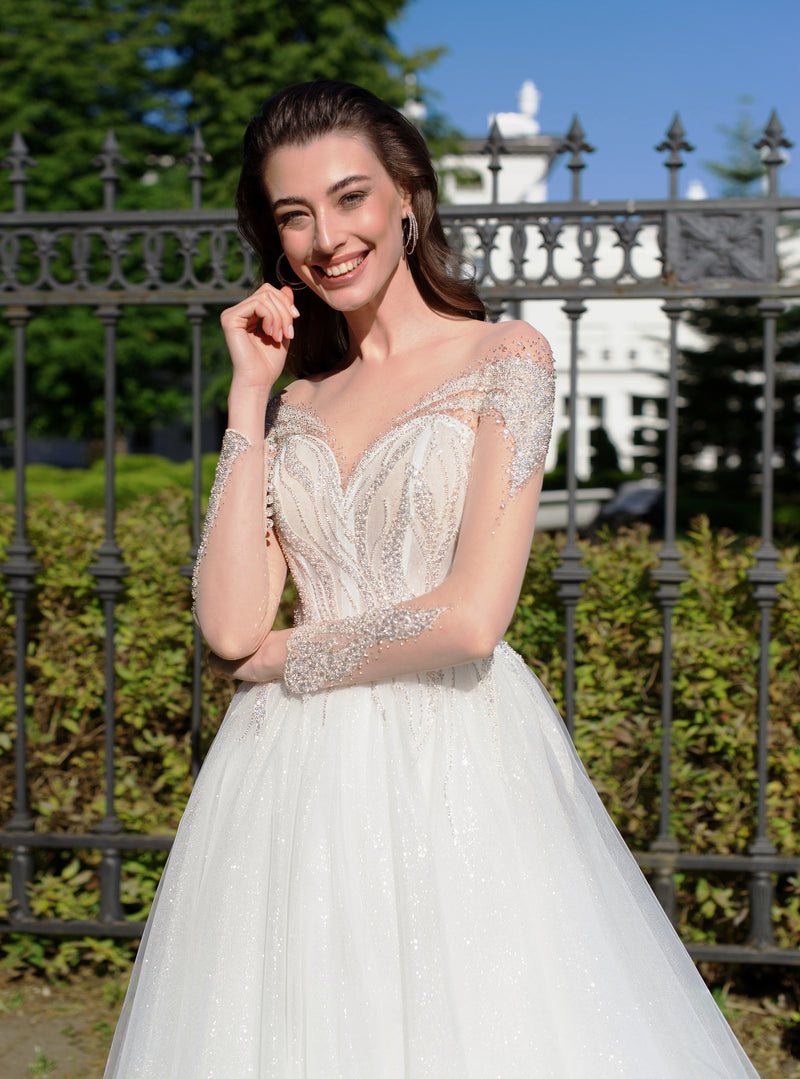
xmin=1 ymin=964 xmax=798 ymax=1077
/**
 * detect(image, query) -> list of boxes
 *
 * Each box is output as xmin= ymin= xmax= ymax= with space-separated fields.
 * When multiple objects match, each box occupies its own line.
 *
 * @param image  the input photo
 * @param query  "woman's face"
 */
xmin=263 ymin=133 xmax=410 ymax=313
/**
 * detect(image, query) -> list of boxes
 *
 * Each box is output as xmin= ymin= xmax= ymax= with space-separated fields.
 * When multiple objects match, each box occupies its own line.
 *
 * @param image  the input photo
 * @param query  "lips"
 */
xmin=318 ymin=254 xmax=366 ymax=278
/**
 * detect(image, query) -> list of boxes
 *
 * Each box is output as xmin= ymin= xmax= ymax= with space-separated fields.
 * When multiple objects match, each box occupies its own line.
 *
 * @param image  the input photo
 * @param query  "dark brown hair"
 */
xmin=236 ymin=79 xmax=485 ymax=377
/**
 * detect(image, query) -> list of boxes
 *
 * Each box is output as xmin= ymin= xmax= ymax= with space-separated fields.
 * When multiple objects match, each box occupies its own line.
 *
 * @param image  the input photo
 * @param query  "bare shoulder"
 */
xmin=465 ymin=319 xmax=553 ymax=370
xmin=277 ymin=376 xmax=316 ymax=408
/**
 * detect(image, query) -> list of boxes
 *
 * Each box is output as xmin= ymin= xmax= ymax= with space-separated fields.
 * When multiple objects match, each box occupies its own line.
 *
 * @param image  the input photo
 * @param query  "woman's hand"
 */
xmin=220 ymin=283 xmax=299 ymax=392
xmin=208 ymin=628 xmax=291 ymax=684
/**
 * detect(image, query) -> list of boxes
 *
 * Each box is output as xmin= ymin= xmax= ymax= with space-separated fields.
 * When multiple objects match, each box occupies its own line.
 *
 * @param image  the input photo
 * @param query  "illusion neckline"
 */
xmin=269 ymin=334 xmax=545 ymax=492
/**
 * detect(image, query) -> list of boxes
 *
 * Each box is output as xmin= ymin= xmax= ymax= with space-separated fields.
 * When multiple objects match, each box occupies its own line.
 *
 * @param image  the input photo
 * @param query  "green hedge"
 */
xmin=0 ymin=494 xmax=799 ymax=975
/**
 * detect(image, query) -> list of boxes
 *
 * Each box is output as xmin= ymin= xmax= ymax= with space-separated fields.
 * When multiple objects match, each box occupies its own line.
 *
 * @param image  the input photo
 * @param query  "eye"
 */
xmin=341 ymin=190 xmax=367 ymax=208
xmin=277 ymin=209 xmax=307 ymax=228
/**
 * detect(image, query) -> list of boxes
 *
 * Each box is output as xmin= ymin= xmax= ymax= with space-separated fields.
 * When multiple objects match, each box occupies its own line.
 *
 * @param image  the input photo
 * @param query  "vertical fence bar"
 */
xmin=648 ymin=300 xmax=688 ymax=919
xmin=552 ymin=300 xmax=590 ymax=737
xmin=90 ymin=305 xmax=127 ymax=922
xmin=745 ymin=298 xmax=784 ymax=948
xmin=2 ymin=306 xmax=37 ymax=919
xmin=185 ymin=304 xmax=206 ymax=778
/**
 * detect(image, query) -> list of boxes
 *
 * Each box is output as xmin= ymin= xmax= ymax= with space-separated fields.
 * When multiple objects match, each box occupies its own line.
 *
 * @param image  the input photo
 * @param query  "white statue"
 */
xmin=489 ymin=79 xmax=541 ymax=138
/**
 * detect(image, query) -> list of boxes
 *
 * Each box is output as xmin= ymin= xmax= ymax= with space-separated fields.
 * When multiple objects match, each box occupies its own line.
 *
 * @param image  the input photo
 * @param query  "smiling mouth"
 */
xmin=319 ymin=254 xmax=366 ymax=278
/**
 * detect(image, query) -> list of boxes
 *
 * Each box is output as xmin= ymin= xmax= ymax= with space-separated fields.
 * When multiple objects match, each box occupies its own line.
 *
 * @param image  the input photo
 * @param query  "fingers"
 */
xmin=221 ymin=283 xmax=300 ymax=346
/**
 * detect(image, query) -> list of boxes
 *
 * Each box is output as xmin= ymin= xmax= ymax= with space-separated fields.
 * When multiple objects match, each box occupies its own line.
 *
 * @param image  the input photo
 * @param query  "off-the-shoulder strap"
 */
xmin=265 ymin=392 xmax=328 ymax=443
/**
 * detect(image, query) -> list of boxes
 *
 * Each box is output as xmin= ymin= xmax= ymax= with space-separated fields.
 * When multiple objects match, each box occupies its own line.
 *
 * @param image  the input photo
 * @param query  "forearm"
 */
xmin=283 ymin=592 xmax=500 ymax=694
xmin=193 ymin=383 xmax=285 ymax=658
xmin=226 ymin=379 xmax=271 ymax=444
xmin=211 ymin=585 xmax=508 ymax=694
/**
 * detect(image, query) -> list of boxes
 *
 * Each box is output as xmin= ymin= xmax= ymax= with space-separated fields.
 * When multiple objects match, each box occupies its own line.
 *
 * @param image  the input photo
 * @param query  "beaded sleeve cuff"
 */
xmin=283 ymin=605 xmax=446 ymax=695
xmin=191 ymin=428 xmax=252 ymax=605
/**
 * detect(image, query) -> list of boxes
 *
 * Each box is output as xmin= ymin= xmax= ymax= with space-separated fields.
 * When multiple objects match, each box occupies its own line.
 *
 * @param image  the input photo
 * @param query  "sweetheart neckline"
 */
xmin=273 ymin=408 xmax=476 ymax=496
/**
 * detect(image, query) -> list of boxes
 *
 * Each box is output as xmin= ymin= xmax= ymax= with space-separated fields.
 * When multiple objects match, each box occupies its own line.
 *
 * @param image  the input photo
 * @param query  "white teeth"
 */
xmin=322 ymin=255 xmax=365 ymax=278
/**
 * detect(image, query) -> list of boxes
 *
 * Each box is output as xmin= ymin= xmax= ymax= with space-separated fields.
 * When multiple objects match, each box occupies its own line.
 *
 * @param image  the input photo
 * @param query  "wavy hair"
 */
xmin=235 ymin=80 xmax=485 ymax=377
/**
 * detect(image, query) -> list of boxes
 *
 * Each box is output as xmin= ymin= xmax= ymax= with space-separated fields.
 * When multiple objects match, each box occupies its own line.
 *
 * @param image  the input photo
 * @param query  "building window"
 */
xmin=632 ymin=396 xmax=666 ymax=419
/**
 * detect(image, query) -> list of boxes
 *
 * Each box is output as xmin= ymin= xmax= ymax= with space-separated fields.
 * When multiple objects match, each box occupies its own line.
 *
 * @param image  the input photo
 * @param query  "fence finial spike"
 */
xmin=482 ymin=117 xmax=508 ymax=204
xmin=92 ymin=128 xmax=128 ymax=181
xmin=557 ymin=115 xmax=595 ymax=164
xmin=755 ymin=109 xmax=792 ymax=195
xmin=185 ymin=126 xmax=212 ymax=180
xmin=656 ymin=113 xmax=694 ymax=198
xmin=556 ymin=115 xmax=594 ymax=201
xmin=656 ymin=113 xmax=694 ymax=162
xmin=2 ymin=131 xmax=37 ymax=212
xmin=2 ymin=131 xmax=37 ymax=181
xmin=91 ymin=128 xmax=128 ymax=211
xmin=483 ymin=116 xmax=507 ymax=157
xmin=755 ymin=109 xmax=793 ymax=165
xmin=183 ymin=126 xmax=213 ymax=210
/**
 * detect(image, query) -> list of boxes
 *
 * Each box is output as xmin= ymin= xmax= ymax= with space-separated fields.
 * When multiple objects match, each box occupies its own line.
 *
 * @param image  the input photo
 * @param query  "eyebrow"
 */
xmin=272 ymin=174 xmax=372 ymax=212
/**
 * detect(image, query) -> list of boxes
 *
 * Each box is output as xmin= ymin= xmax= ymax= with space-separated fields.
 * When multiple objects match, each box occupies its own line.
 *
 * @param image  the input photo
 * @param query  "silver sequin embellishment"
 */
xmin=191 ymin=428 xmax=251 ymax=605
xmin=284 ymin=605 xmax=446 ymax=695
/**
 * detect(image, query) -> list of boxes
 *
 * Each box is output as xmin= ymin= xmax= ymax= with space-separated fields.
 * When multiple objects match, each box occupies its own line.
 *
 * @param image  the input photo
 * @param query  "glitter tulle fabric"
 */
xmin=105 ymin=340 xmax=757 ymax=1078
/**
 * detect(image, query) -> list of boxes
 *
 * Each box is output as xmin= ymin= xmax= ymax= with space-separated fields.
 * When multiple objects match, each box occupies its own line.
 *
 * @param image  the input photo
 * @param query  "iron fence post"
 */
xmin=90 ymin=304 xmax=127 ymax=921
xmin=552 ymin=299 xmax=590 ymax=737
xmin=744 ymin=298 xmax=785 ymax=948
xmin=648 ymin=300 xmax=689 ymax=920
xmin=2 ymin=304 xmax=37 ymax=920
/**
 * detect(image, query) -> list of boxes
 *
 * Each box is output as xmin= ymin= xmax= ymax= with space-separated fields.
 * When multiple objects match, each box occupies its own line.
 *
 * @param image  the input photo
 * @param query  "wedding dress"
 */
xmin=105 ymin=334 xmax=758 ymax=1077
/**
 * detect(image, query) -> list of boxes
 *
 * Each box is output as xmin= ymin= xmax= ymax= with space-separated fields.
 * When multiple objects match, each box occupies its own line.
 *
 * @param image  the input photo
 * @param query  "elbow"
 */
xmin=453 ymin=602 xmax=508 ymax=662
xmin=196 ymin=616 xmax=266 ymax=662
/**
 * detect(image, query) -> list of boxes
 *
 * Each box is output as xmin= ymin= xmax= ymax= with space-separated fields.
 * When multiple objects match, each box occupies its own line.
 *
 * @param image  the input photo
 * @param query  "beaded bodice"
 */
xmin=267 ymin=338 xmax=555 ymax=625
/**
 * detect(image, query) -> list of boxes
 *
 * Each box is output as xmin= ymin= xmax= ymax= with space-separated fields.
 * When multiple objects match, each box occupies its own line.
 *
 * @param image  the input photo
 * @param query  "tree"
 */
xmin=0 ymin=1 xmax=445 ymax=446
xmin=677 ymin=103 xmax=800 ymax=534
xmin=0 ymin=0 xmax=444 ymax=211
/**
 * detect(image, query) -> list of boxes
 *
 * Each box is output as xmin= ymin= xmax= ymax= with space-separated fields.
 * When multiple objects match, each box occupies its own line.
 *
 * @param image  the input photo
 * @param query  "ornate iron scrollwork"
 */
xmin=668 ymin=210 xmax=772 ymax=284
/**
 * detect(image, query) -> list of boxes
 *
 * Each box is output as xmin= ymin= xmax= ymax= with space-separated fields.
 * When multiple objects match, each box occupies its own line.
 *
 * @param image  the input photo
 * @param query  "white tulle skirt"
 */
xmin=105 ymin=643 xmax=757 ymax=1078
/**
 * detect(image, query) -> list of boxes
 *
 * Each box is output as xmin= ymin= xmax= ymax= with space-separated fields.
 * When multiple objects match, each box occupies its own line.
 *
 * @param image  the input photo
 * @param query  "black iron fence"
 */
xmin=2 ymin=113 xmax=800 ymax=964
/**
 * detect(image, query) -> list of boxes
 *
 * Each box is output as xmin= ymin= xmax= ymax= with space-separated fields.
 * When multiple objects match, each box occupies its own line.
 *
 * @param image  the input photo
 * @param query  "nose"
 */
xmin=312 ymin=210 xmax=346 ymax=256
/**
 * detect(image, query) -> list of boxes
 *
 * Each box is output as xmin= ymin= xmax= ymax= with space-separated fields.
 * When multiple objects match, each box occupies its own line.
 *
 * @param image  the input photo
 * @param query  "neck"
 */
xmin=343 ymin=260 xmax=442 ymax=365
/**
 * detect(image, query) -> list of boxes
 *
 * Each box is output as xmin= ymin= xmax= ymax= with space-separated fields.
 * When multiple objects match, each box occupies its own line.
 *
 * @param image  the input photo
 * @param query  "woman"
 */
xmin=105 ymin=81 xmax=758 ymax=1077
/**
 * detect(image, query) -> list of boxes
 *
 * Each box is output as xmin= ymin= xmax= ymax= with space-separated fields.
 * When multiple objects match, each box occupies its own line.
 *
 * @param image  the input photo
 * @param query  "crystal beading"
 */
xmin=284 ymin=605 xmax=446 ymax=695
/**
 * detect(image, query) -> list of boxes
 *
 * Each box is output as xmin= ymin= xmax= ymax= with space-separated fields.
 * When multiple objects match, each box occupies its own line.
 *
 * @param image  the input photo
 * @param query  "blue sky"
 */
xmin=392 ymin=0 xmax=799 ymax=201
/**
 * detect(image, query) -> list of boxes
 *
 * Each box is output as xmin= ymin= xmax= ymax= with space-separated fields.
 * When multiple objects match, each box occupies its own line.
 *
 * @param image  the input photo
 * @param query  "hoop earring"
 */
xmin=275 ymin=252 xmax=307 ymax=290
xmin=403 ymin=210 xmax=418 ymax=256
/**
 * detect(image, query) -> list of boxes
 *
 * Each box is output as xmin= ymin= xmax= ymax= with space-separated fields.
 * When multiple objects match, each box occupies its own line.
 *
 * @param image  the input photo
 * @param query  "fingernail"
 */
xmin=276 ymin=329 xmax=283 ymax=343
xmin=285 ymin=324 xmax=294 ymax=339
xmin=290 ymin=305 xmax=300 ymax=317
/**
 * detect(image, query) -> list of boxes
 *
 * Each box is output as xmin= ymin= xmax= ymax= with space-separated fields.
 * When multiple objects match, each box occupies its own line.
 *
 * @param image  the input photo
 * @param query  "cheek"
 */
xmin=280 ymin=228 xmax=312 ymax=258
xmin=362 ymin=200 xmax=403 ymax=243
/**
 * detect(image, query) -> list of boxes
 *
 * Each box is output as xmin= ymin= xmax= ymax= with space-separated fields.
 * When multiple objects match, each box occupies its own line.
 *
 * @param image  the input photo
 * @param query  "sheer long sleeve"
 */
xmin=282 ymin=335 xmax=555 ymax=694
xmin=193 ymin=411 xmax=287 ymax=658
